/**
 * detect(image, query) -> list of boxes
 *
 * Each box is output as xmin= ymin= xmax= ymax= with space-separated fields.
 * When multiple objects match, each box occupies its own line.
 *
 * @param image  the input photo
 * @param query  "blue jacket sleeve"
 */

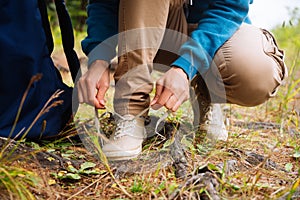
xmin=81 ymin=0 xmax=119 ymax=63
xmin=172 ymin=0 xmax=251 ymax=79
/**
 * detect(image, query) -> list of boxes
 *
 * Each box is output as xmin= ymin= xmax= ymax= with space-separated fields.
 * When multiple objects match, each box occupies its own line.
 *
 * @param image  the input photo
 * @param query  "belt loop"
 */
xmin=184 ymin=0 xmax=192 ymax=5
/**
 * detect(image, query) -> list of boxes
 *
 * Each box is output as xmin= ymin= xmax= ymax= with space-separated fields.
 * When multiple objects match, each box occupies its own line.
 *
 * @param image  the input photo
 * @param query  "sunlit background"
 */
xmin=249 ymin=0 xmax=300 ymax=29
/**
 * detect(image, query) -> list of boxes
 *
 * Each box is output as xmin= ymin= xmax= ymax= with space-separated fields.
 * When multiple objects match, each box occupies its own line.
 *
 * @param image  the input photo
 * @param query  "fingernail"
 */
xmin=150 ymin=99 xmax=157 ymax=106
xmin=151 ymin=104 xmax=162 ymax=110
xmin=99 ymin=100 xmax=105 ymax=105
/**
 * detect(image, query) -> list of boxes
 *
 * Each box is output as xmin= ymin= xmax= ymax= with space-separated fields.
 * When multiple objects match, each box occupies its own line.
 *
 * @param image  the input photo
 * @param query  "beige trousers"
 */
xmin=113 ymin=0 xmax=287 ymax=115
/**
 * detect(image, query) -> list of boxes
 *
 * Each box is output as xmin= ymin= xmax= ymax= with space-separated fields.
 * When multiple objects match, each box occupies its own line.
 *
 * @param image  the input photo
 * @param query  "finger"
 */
xmin=94 ymin=99 xmax=103 ymax=109
xmin=151 ymin=83 xmax=163 ymax=106
xmin=165 ymin=95 xmax=178 ymax=111
xmin=151 ymin=104 xmax=163 ymax=110
xmin=156 ymin=87 xmax=172 ymax=107
xmin=151 ymin=84 xmax=165 ymax=110
xmin=172 ymin=91 xmax=189 ymax=112
xmin=96 ymin=69 xmax=110 ymax=109
xmin=78 ymin=78 xmax=89 ymax=104
xmin=96 ymin=86 xmax=108 ymax=109
xmin=172 ymin=100 xmax=182 ymax=112
xmin=79 ymin=77 xmax=91 ymax=104
xmin=85 ymin=78 xmax=98 ymax=106
xmin=77 ymin=81 xmax=84 ymax=103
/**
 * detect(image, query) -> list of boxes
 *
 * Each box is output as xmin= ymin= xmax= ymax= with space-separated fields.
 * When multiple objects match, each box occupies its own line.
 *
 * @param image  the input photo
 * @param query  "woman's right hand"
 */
xmin=77 ymin=60 xmax=110 ymax=109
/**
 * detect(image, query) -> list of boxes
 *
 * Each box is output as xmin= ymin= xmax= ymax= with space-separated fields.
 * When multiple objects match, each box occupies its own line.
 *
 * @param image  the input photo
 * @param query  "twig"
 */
xmin=0 ymin=75 xmax=42 ymax=158
xmin=8 ymin=74 xmax=43 ymax=139
xmin=3 ymin=90 xmax=64 ymax=160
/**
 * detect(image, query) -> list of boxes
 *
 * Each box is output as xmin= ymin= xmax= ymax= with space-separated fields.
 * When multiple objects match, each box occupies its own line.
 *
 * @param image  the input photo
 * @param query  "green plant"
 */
xmin=51 ymin=161 xmax=104 ymax=181
xmin=130 ymin=180 xmax=144 ymax=193
xmin=0 ymin=165 xmax=40 ymax=200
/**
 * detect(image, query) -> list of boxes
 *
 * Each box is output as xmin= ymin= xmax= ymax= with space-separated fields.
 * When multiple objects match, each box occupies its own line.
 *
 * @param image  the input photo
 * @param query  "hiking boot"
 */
xmin=191 ymin=75 xmax=228 ymax=143
xmin=198 ymin=102 xmax=228 ymax=142
xmin=102 ymin=114 xmax=146 ymax=161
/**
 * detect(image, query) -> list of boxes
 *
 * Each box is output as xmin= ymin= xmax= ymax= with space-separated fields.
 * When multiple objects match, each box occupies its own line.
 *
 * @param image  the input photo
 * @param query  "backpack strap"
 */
xmin=38 ymin=0 xmax=54 ymax=54
xmin=54 ymin=0 xmax=81 ymax=83
xmin=38 ymin=0 xmax=80 ymax=83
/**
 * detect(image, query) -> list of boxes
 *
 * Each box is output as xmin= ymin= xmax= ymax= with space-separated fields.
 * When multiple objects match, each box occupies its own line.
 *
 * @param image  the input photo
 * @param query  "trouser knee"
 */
xmin=206 ymin=24 xmax=287 ymax=106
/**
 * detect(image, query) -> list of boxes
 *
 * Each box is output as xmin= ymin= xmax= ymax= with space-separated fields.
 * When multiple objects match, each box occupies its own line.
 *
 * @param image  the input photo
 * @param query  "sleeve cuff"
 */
xmin=172 ymin=56 xmax=198 ymax=80
xmin=86 ymin=42 xmax=117 ymax=66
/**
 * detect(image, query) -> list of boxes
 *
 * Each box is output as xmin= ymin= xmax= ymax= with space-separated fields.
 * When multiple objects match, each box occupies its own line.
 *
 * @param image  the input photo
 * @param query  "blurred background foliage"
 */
xmin=47 ymin=0 xmax=88 ymax=32
xmin=273 ymin=8 xmax=300 ymax=76
xmin=46 ymin=0 xmax=88 ymax=54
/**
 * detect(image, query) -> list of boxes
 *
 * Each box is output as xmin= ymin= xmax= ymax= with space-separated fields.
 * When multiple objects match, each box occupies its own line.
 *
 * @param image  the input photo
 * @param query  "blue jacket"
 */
xmin=82 ymin=0 xmax=253 ymax=79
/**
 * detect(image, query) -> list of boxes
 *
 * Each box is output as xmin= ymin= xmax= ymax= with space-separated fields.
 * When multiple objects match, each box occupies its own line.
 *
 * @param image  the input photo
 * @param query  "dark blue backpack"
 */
xmin=0 ymin=0 xmax=80 ymax=139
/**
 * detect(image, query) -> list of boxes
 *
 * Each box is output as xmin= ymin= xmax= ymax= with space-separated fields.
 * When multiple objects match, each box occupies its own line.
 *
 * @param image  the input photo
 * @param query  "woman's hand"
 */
xmin=151 ymin=66 xmax=189 ymax=112
xmin=77 ymin=60 xmax=110 ymax=109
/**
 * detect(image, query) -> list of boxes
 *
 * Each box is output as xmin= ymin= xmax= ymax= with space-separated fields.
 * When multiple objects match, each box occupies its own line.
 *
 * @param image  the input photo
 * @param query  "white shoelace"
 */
xmin=94 ymin=107 xmax=170 ymax=142
xmin=112 ymin=110 xmax=147 ymax=140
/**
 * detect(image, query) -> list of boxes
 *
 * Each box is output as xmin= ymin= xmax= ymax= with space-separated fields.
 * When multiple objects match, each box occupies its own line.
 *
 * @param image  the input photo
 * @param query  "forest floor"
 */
xmin=0 ymin=54 xmax=299 ymax=200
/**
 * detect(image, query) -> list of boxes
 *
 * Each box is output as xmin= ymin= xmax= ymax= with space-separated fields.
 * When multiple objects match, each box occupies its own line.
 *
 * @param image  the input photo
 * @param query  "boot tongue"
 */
xmin=113 ymin=114 xmax=146 ymax=140
xmin=114 ymin=115 xmax=136 ymax=139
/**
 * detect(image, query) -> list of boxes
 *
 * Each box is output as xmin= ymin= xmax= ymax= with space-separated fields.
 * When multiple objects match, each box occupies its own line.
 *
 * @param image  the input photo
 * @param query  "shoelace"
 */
xmin=112 ymin=108 xmax=148 ymax=140
xmin=114 ymin=116 xmax=135 ymax=138
xmin=94 ymin=107 xmax=170 ymax=142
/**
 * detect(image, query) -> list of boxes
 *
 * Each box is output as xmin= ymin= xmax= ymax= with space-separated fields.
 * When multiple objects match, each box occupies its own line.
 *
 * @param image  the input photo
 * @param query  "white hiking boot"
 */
xmin=102 ymin=114 xmax=146 ymax=161
xmin=199 ymin=103 xmax=228 ymax=142
xmin=191 ymin=75 xmax=228 ymax=143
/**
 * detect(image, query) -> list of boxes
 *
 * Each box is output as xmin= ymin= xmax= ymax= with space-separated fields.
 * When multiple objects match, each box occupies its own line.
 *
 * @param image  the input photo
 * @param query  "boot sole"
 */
xmin=104 ymin=146 xmax=142 ymax=161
